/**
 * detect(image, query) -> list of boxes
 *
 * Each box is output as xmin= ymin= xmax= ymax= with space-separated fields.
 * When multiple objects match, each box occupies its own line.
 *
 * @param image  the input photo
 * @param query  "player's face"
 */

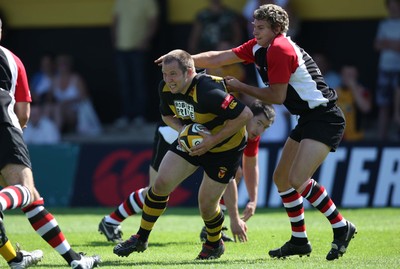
xmin=162 ymin=61 xmax=191 ymax=94
xmin=252 ymin=19 xmax=276 ymax=47
xmin=246 ymin=113 xmax=273 ymax=139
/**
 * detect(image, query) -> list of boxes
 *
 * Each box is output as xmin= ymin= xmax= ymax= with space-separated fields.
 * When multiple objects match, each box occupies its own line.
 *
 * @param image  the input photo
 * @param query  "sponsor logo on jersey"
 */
xmin=174 ymin=101 xmax=195 ymax=120
xmin=221 ymin=95 xmax=234 ymax=109
xmin=229 ymin=100 xmax=237 ymax=110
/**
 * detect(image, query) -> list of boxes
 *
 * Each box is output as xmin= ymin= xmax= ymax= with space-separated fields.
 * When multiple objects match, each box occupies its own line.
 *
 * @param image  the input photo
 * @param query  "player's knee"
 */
xmin=21 ymin=197 xmax=45 ymax=214
xmin=153 ymin=178 xmax=173 ymax=196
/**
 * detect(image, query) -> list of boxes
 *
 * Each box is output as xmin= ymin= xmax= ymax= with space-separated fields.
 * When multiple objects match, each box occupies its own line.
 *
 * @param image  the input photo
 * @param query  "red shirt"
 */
xmin=244 ymin=136 xmax=260 ymax=157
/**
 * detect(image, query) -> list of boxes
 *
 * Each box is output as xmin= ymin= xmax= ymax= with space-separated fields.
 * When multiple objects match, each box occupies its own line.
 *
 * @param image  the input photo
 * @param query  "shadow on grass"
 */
xmin=99 ymin=257 xmax=268 ymax=267
xmin=83 ymin=239 xmax=196 ymax=248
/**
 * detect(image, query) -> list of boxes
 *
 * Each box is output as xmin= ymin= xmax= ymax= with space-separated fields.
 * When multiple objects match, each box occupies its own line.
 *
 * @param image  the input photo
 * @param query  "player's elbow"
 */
xmin=19 ymin=113 xmax=30 ymax=128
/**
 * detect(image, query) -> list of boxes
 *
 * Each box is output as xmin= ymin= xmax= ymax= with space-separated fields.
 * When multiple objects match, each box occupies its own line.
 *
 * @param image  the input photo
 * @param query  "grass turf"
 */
xmin=2 ymin=207 xmax=399 ymax=268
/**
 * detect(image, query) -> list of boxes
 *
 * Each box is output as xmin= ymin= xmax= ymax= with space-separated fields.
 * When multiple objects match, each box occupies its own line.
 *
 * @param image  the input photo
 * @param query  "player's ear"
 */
xmin=187 ymin=67 xmax=195 ymax=76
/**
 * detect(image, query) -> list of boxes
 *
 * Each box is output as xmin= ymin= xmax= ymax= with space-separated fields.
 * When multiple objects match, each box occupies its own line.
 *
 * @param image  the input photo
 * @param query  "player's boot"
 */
xmin=8 ymin=249 xmax=43 ymax=269
xmin=113 ymin=234 xmax=148 ymax=257
xmin=1 ymin=213 xmax=43 ymax=269
xmin=269 ymin=241 xmax=312 ymax=258
xmin=196 ymin=240 xmax=225 ymax=260
xmin=98 ymin=217 xmax=123 ymax=243
xmin=326 ymin=221 xmax=357 ymax=261
xmin=199 ymin=226 xmax=234 ymax=242
xmin=70 ymin=253 xmax=101 ymax=269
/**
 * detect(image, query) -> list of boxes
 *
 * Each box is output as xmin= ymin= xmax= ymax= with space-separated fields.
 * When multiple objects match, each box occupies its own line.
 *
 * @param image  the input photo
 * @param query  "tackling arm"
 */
xmin=225 ymin=77 xmax=288 ymax=105
xmin=192 ymin=50 xmax=243 ymax=69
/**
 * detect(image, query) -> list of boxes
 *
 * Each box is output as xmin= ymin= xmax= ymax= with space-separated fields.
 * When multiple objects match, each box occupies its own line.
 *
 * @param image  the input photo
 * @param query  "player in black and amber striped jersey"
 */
xmin=159 ymin=74 xmax=246 ymax=154
xmin=99 ymin=101 xmax=276 ymax=244
xmin=113 ymin=49 xmax=253 ymax=260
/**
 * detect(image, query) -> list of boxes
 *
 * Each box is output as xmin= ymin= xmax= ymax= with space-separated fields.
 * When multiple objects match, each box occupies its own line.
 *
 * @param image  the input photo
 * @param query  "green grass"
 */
xmin=2 ymin=207 xmax=400 ymax=268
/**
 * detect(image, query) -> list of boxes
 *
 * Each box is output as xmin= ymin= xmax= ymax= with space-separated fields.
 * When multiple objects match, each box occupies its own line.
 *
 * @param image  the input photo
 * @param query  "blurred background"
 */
xmin=0 ymin=0 xmax=387 ymax=138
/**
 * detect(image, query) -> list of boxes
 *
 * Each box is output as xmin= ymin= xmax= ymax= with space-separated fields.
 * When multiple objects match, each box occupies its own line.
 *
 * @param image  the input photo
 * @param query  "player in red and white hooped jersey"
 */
xmin=0 ymin=45 xmax=31 ymax=131
xmin=0 ymin=18 xmax=101 ymax=268
xmin=171 ymin=3 xmax=357 ymax=261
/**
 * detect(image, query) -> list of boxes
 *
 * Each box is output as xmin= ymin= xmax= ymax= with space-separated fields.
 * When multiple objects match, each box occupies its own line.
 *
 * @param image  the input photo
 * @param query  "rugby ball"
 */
xmin=179 ymin=123 xmax=210 ymax=152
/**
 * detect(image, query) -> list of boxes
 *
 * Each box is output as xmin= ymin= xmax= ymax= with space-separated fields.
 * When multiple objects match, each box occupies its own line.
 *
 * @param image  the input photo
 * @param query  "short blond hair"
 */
xmin=163 ymin=49 xmax=195 ymax=73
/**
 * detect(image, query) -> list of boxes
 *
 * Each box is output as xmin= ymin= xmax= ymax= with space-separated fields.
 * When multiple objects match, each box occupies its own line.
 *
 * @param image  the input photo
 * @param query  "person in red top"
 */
xmin=0 ymin=18 xmax=100 ymax=269
xmin=98 ymin=100 xmax=275 ymax=244
xmin=156 ymin=3 xmax=357 ymax=261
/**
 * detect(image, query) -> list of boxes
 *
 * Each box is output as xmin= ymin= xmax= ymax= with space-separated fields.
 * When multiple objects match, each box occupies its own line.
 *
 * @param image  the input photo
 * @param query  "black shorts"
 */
xmin=169 ymin=140 xmax=244 ymax=184
xmin=290 ymin=105 xmax=345 ymax=152
xmin=150 ymin=127 xmax=173 ymax=171
xmin=0 ymin=124 xmax=31 ymax=170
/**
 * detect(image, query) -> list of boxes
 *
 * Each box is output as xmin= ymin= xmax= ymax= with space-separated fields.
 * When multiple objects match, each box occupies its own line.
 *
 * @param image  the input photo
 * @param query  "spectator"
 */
xmin=311 ymin=52 xmax=341 ymax=90
xmin=23 ymin=103 xmax=61 ymax=144
xmin=336 ymin=65 xmax=372 ymax=141
xmin=374 ymin=0 xmax=400 ymax=141
xmin=29 ymin=53 xmax=55 ymax=106
xmin=188 ymin=0 xmax=244 ymax=54
xmin=112 ymin=0 xmax=159 ymax=129
xmin=51 ymin=54 xmax=101 ymax=135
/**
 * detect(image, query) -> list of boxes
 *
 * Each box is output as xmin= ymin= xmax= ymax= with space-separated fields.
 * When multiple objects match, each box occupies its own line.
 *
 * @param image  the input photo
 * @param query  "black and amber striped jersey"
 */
xmin=159 ymin=73 xmax=247 ymax=153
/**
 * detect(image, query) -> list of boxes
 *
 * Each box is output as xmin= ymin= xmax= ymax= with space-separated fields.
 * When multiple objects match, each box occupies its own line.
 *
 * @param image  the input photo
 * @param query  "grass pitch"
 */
xmin=2 ymin=207 xmax=399 ymax=268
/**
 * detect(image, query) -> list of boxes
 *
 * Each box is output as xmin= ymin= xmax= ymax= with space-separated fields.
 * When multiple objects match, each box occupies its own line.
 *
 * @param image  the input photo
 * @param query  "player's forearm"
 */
xmin=14 ymin=102 xmax=30 ymax=129
xmin=223 ymin=180 xmax=240 ymax=220
xmin=192 ymin=50 xmax=240 ymax=68
xmin=243 ymin=156 xmax=259 ymax=203
xmin=212 ymin=106 xmax=253 ymax=145
xmin=351 ymin=85 xmax=371 ymax=113
xmin=233 ymin=82 xmax=287 ymax=105
xmin=162 ymin=115 xmax=184 ymax=133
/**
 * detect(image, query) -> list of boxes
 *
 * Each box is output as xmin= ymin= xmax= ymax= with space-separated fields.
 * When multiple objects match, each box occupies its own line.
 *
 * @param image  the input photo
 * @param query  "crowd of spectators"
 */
xmin=25 ymin=53 xmax=102 ymax=144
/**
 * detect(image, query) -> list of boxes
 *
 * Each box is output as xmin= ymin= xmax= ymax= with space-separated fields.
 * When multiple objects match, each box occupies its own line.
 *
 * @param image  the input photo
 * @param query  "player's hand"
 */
xmin=241 ymin=201 xmax=256 ymax=222
xmin=178 ymin=125 xmax=191 ymax=152
xmin=230 ymin=218 xmax=248 ymax=243
xmin=154 ymin=54 xmax=167 ymax=66
xmin=224 ymin=76 xmax=242 ymax=92
xmin=189 ymin=131 xmax=213 ymax=156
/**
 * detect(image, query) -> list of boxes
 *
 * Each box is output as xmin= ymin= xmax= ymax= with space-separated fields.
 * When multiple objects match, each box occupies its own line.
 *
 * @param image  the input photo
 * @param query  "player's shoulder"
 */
xmin=0 ymin=45 xmax=15 ymax=62
xmin=159 ymin=80 xmax=168 ymax=92
xmin=196 ymin=73 xmax=225 ymax=89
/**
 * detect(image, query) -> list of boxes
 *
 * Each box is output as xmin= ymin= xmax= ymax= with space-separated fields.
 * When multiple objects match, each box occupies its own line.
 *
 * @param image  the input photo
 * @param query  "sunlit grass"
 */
xmin=2 ymin=207 xmax=399 ymax=268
